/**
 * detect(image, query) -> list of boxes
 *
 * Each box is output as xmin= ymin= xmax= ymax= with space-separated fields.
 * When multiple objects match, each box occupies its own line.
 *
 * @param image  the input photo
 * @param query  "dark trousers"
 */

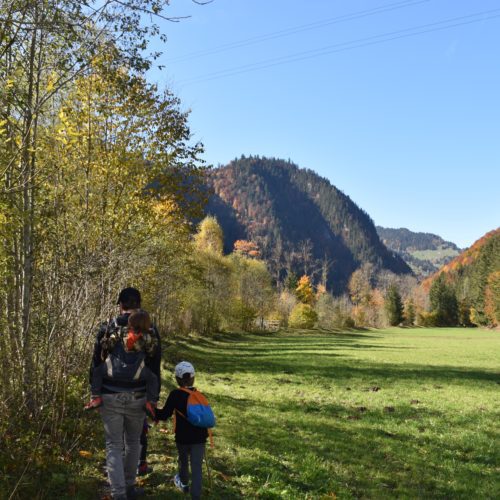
xmin=176 ymin=442 xmax=205 ymax=500
xmin=139 ymin=420 xmax=148 ymax=464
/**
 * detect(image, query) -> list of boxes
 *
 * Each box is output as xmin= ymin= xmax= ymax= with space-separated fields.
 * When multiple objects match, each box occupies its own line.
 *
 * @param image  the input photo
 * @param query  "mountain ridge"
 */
xmin=376 ymin=226 xmax=462 ymax=277
xmin=206 ymin=156 xmax=411 ymax=293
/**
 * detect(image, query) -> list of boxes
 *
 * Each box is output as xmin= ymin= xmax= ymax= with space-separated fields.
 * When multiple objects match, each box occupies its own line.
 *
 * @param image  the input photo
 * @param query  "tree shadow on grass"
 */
xmin=157 ymin=334 xmax=499 ymax=499
xmin=213 ymin=394 xmax=497 ymax=499
xmin=171 ymin=338 xmax=499 ymax=385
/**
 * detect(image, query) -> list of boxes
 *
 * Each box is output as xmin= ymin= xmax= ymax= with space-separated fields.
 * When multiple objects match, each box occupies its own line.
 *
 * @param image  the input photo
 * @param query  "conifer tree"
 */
xmin=403 ymin=299 xmax=416 ymax=326
xmin=385 ymin=285 xmax=403 ymax=326
xmin=285 ymin=272 xmax=298 ymax=292
xmin=429 ymin=274 xmax=458 ymax=326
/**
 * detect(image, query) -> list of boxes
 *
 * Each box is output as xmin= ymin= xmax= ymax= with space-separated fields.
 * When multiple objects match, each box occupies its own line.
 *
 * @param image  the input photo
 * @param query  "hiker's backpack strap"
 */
xmin=106 ymin=356 xmax=113 ymax=378
xmin=133 ymin=359 xmax=145 ymax=380
xmin=100 ymin=317 xmax=123 ymax=359
xmin=142 ymin=328 xmax=158 ymax=357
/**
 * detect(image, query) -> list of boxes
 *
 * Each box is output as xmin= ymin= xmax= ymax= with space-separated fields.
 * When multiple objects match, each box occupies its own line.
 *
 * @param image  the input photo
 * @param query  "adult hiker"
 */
xmin=89 ymin=287 xmax=162 ymax=499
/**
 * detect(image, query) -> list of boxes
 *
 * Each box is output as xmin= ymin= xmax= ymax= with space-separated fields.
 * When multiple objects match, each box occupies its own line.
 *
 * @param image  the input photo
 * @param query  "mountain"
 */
xmin=422 ymin=228 xmax=500 ymax=325
xmin=206 ymin=156 xmax=411 ymax=293
xmin=376 ymin=226 xmax=462 ymax=277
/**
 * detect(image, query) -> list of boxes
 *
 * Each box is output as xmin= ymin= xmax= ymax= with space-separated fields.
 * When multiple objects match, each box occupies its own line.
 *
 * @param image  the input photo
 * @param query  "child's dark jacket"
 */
xmin=156 ymin=387 xmax=208 ymax=444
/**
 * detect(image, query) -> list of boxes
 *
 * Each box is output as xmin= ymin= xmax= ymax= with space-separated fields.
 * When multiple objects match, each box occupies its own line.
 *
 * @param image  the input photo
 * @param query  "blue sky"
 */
xmin=149 ymin=0 xmax=499 ymax=248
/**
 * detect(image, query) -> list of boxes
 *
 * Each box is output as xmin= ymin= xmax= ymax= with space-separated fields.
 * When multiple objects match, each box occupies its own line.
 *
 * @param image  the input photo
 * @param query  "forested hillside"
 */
xmin=377 ymin=226 xmax=462 ymax=277
xmin=422 ymin=229 xmax=500 ymax=326
xmin=206 ymin=156 xmax=411 ymax=292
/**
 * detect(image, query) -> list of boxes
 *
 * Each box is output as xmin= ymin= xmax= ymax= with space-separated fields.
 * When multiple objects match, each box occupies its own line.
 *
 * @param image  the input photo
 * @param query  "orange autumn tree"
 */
xmin=233 ymin=239 xmax=261 ymax=258
xmin=296 ymin=275 xmax=315 ymax=305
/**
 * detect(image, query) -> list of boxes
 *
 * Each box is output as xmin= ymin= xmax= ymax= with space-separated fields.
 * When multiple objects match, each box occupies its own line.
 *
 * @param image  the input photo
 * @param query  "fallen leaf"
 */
xmin=79 ymin=450 xmax=92 ymax=458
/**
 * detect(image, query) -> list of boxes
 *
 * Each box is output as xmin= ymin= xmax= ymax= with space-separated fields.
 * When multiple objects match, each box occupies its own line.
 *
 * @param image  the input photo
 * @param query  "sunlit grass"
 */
xmin=141 ymin=328 xmax=500 ymax=499
xmin=14 ymin=329 xmax=494 ymax=497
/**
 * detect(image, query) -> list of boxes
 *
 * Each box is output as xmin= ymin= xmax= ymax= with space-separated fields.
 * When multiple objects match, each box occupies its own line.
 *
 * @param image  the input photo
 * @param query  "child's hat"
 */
xmin=175 ymin=361 xmax=195 ymax=378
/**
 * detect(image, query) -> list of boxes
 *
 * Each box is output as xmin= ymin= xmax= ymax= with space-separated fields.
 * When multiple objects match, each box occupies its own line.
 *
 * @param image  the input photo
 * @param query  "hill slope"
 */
xmin=423 ymin=228 xmax=500 ymax=325
xmin=377 ymin=226 xmax=462 ymax=277
xmin=206 ymin=156 xmax=411 ymax=292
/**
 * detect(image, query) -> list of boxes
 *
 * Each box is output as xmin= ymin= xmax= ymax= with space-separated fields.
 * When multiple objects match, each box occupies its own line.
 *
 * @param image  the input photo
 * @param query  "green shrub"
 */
xmin=417 ymin=310 xmax=438 ymax=327
xmin=289 ymin=303 xmax=318 ymax=329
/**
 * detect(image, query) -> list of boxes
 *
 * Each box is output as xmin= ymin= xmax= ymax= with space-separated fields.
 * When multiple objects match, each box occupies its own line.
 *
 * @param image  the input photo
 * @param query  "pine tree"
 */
xmin=285 ymin=272 xmax=298 ymax=292
xmin=385 ymin=285 xmax=403 ymax=326
xmin=429 ymin=274 xmax=458 ymax=326
xmin=403 ymin=299 xmax=416 ymax=326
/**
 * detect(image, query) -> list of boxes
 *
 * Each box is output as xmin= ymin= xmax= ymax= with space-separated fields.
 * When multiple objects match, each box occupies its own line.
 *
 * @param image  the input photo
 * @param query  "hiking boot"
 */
xmin=126 ymin=485 xmax=145 ymax=499
xmin=137 ymin=462 xmax=152 ymax=476
xmin=173 ymin=474 xmax=189 ymax=494
xmin=84 ymin=396 xmax=103 ymax=411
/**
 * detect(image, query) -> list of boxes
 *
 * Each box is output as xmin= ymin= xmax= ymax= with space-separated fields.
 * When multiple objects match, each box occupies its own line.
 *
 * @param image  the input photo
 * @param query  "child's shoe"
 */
xmin=84 ymin=396 xmax=103 ymax=411
xmin=173 ymin=474 xmax=189 ymax=493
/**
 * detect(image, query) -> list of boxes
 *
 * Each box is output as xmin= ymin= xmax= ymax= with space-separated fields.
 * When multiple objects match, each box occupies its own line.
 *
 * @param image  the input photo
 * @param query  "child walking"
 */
xmin=156 ymin=361 xmax=213 ymax=500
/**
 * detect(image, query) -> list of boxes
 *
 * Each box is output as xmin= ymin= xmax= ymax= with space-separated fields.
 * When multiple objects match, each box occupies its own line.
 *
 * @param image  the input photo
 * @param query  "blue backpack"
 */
xmin=178 ymin=387 xmax=216 ymax=428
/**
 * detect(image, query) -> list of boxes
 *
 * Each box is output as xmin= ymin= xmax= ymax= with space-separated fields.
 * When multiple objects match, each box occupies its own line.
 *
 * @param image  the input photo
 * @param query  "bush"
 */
xmin=229 ymin=299 xmax=257 ymax=331
xmin=289 ymin=303 xmax=318 ymax=329
xmin=315 ymin=293 xmax=355 ymax=330
xmin=276 ymin=291 xmax=297 ymax=327
xmin=417 ymin=310 xmax=438 ymax=327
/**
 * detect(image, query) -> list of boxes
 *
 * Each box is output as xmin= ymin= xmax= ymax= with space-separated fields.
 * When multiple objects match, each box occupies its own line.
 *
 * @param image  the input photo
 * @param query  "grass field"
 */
xmin=131 ymin=328 xmax=500 ymax=499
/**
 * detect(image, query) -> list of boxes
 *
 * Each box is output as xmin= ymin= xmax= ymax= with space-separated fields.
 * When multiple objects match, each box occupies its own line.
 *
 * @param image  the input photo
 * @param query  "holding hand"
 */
xmin=145 ymin=401 xmax=157 ymax=419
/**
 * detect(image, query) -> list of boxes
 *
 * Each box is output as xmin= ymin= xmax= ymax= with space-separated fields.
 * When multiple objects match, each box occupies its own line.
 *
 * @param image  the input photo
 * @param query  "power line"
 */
xmin=177 ymin=8 xmax=500 ymax=86
xmin=167 ymin=0 xmax=431 ymax=63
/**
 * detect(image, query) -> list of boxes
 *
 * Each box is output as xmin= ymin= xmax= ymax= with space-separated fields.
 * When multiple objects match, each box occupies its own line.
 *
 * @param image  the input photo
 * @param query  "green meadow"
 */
xmin=137 ymin=328 xmax=500 ymax=499
xmin=21 ymin=328 xmax=498 ymax=499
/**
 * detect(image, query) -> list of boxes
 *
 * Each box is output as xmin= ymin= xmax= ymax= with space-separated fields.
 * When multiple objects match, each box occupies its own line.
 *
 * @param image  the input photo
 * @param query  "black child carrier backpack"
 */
xmin=104 ymin=342 xmax=146 ymax=386
xmin=99 ymin=319 xmax=154 ymax=391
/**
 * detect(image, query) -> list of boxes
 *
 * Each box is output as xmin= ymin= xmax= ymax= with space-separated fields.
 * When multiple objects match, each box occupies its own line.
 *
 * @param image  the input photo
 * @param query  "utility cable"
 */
xmin=178 ymin=8 xmax=500 ymax=86
xmin=167 ymin=0 xmax=431 ymax=63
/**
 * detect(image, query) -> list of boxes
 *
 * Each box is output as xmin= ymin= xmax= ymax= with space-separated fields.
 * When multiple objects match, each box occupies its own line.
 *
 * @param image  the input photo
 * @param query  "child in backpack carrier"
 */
xmin=155 ymin=361 xmax=215 ymax=500
xmin=85 ymin=309 xmax=158 ymax=417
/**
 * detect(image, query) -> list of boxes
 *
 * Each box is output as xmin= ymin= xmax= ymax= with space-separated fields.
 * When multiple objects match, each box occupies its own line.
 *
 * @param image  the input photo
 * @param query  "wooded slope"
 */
xmin=206 ymin=156 xmax=411 ymax=292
